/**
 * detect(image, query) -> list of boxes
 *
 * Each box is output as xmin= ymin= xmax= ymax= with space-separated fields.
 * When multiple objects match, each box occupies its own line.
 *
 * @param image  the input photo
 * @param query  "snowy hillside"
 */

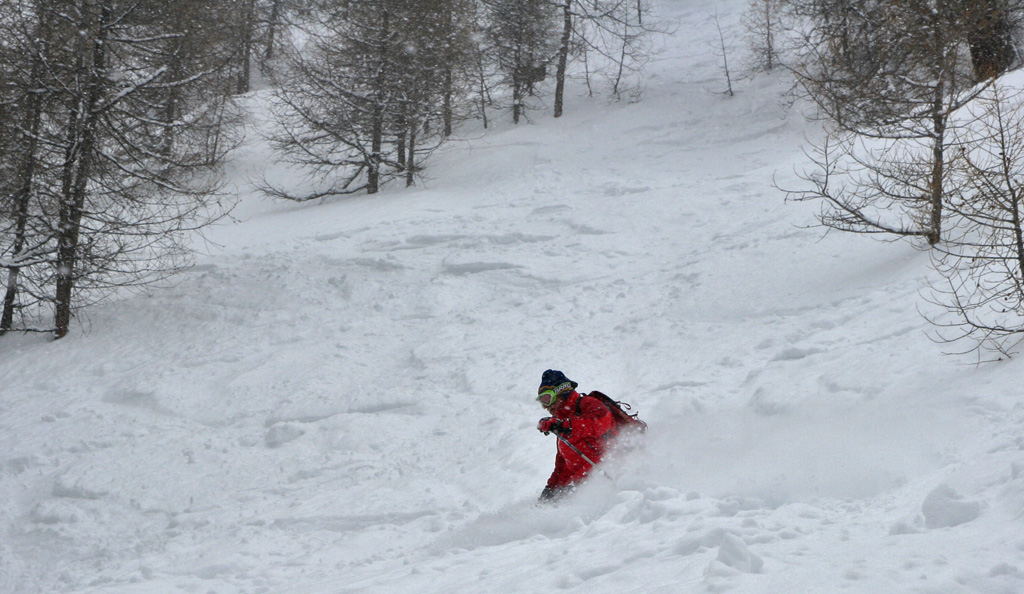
xmin=4 ymin=1 xmax=1024 ymax=593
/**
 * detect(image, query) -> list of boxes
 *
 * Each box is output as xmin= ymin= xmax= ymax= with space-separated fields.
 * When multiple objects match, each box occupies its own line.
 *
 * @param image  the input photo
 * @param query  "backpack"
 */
xmin=580 ymin=390 xmax=648 ymax=435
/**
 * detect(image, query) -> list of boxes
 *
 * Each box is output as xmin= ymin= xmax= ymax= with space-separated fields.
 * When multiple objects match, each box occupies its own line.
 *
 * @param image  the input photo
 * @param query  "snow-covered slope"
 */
xmin=4 ymin=1 xmax=1024 ymax=593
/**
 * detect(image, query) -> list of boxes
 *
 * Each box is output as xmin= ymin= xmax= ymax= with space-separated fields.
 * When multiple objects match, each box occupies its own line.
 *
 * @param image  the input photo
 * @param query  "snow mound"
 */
xmin=921 ymin=484 xmax=983 ymax=529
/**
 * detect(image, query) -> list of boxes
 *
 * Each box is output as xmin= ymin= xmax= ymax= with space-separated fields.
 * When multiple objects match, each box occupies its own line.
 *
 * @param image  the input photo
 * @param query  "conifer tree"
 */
xmin=269 ymin=0 xmax=478 ymax=197
xmin=786 ymin=0 xmax=1005 ymax=246
xmin=483 ymin=0 xmax=559 ymax=124
xmin=929 ymin=84 xmax=1024 ymax=357
xmin=0 ymin=0 xmax=238 ymax=338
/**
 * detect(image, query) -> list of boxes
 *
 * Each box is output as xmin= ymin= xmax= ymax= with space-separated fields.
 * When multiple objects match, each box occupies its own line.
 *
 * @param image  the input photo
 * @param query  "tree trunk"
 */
xmin=264 ymin=0 xmax=282 ymax=62
xmin=406 ymin=124 xmax=416 ymax=187
xmin=162 ymin=43 xmax=183 ymax=158
xmin=1 ymin=39 xmax=48 ymax=334
xmin=477 ymin=53 xmax=489 ymax=128
xmin=368 ymin=106 xmax=383 ymax=194
xmin=2 ymin=118 xmax=40 ymax=334
xmin=2 ymin=0 xmax=58 ymax=334
xmin=1011 ymin=182 xmax=1024 ymax=289
xmin=443 ymin=67 xmax=454 ymax=136
xmin=554 ymin=0 xmax=571 ymax=118
xmin=442 ymin=3 xmax=454 ymax=136
xmin=368 ymin=8 xmax=390 ymax=194
xmin=512 ymin=47 xmax=523 ymax=125
xmin=613 ymin=19 xmax=629 ymax=98
xmin=1 ymin=267 xmax=20 ymax=334
xmin=1 ymin=182 xmax=32 ymax=333
xmin=396 ymin=115 xmax=407 ymax=170
xmin=927 ymin=85 xmax=947 ymax=246
xmin=55 ymin=0 xmax=111 ymax=339
xmin=236 ymin=0 xmax=254 ymax=94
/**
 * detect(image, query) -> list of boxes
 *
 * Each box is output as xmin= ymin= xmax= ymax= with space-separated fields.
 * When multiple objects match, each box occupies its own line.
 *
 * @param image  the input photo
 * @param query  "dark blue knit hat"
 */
xmin=539 ymin=369 xmax=578 ymax=396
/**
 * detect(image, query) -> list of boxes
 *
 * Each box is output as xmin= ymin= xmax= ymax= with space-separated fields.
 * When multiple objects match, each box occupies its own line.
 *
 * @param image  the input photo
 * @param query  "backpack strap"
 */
xmin=576 ymin=392 xmax=609 ymax=415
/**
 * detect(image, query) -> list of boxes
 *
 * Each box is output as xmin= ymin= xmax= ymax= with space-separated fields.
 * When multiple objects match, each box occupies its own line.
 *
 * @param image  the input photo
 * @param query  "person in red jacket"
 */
xmin=535 ymin=369 xmax=616 ymax=503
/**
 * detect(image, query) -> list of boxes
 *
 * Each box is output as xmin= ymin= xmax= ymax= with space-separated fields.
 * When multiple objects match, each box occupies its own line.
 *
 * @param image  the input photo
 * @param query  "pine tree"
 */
xmin=269 ymin=0 xmax=477 ymax=197
xmin=929 ymin=84 xmax=1024 ymax=357
xmin=483 ymin=0 xmax=559 ymax=124
xmin=0 ymin=0 xmax=59 ymax=333
xmin=553 ymin=0 xmax=660 ymax=113
xmin=0 ymin=0 xmax=238 ymax=338
xmin=786 ymin=0 xmax=1000 ymax=246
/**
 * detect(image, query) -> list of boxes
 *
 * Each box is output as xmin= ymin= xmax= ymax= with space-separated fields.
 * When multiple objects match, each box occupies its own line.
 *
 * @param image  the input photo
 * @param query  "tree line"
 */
xmin=264 ymin=0 xmax=659 ymax=200
xmin=0 ymin=0 xmax=659 ymax=339
xmin=0 ymin=0 xmax=247 ymax=339
xmin=741 ymin=0 xmax=1024 ymax=357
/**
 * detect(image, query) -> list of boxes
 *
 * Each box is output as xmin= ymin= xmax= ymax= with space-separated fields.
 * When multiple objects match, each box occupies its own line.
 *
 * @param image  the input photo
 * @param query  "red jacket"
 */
xmin=546 ymin=391 xmax=617 ymax=488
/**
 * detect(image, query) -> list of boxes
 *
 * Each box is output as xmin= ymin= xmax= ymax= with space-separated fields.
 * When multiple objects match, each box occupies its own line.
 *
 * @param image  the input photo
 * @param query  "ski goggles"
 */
xmin=537 ymin=382 xmax=573 ymax=407
xmin=537 ymin=389 xmax=560 ymax=408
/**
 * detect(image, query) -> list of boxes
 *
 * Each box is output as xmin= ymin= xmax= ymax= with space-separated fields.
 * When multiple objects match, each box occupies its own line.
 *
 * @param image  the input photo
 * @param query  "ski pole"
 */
xmin=552 ymin=432 xmax=616 ymax=483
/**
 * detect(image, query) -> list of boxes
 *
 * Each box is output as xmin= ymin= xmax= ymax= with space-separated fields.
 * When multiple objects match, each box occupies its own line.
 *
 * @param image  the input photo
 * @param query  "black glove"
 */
xmin=538 ymin=485 xmax=572 ymax=503
xmin=537 ymin=417 xmax=571 ymax=437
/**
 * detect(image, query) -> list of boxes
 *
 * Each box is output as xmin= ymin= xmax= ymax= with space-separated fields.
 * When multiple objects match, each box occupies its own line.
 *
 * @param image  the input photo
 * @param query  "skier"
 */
xmin=535 ymin=369 xmax=616 ymax=503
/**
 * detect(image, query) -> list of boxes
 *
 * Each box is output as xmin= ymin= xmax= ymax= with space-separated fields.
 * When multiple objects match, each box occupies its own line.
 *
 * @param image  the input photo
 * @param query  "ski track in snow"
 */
xmin=4 ymin=1 xmax=1024 ymax=593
